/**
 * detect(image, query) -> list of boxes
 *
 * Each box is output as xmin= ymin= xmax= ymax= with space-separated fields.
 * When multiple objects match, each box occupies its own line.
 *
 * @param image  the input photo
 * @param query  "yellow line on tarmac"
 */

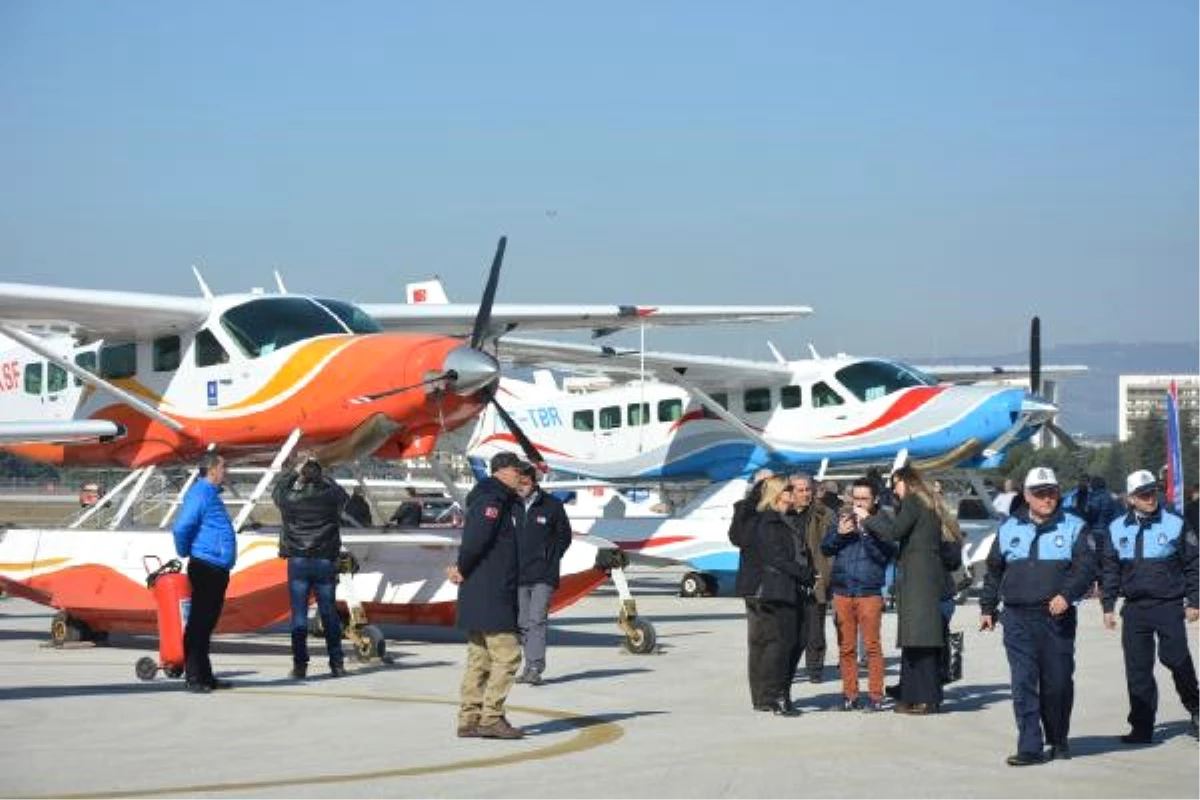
xmin=39 ymin=689 xmax=624 ymax=799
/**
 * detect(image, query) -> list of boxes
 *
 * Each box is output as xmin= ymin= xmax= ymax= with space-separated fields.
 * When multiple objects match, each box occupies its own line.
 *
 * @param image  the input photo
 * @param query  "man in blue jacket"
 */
xmin=172 ymin=452 xmax=238 ymax=694
xmin=981 ymin=467 xmax=1096 ymax=766
xmin=513 ymin=463 xmax=573 ymax=686
xmin=448 ymin=452 xmax=525 ymax=739
xmin=1101 ymin=469 xmax=1199 ymax=743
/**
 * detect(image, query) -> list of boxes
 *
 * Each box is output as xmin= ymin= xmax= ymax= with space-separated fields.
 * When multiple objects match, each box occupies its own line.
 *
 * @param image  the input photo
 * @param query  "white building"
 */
xmin=1117 ymin=374 xmax=1200 ymax=442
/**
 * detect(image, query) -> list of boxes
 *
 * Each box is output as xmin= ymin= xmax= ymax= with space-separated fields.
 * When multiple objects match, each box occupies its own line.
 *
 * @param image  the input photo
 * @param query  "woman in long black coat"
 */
xmin=863 ymin=465 xmax=957 ymax=713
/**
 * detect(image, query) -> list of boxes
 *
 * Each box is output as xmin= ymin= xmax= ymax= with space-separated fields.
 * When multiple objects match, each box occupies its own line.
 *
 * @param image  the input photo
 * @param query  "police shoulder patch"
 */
xmin=484 ymin=505 xmax=500 ymax=520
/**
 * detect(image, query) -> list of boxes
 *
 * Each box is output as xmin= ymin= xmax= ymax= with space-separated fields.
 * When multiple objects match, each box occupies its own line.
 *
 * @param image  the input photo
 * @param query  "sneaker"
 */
xmin=863 ymin=699 xmax=885 ymax=713
xmin=841 ymin=697 xmax=857 ymax=712
xmin=289 ymin=664 xmax=307 ymax=680
xmin=329 ymin=663 xmax=347 ymax=678
xmin=1006 ymin=752 xmax=1045 ymax=767
xmin=477 ymin=717 xmax=525 ymax=739
xmin=526 ymin=671 xmax=543 ymax=686
xmin=457 ymin=719 xmax=481 ymax=738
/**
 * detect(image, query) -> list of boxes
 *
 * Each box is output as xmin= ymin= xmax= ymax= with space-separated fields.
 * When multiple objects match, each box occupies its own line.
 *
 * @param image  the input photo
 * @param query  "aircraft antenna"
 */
xmin=766 ymin=341 xmax=787 ymax=364
xmin=191 ymin=265 xmax=213 ymax=300
xmin=807 ymin=343 xmax=821 ymax=360
xmin=274 ymin=270 xmax=288 ymax=294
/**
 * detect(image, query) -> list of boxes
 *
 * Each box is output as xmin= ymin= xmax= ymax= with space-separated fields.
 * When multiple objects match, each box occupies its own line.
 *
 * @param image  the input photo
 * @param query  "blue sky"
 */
xmin=1 ymin=1 xmax=1195 ymax=361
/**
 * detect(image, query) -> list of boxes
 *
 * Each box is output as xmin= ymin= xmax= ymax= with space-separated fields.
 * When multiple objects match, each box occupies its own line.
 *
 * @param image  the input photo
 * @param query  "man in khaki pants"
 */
xmin=448 ymin=452 xmax=526 ymax=739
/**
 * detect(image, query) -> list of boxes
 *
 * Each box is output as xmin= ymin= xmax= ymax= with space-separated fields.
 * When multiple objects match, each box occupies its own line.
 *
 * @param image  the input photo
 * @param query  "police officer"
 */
xmin=512 ymin=463 xmax=573 ymax=686
xmin=1101 ymin=469 xmax=1199 ymax=743
xmin=980 ymin=467 xmax=1096 ymax=766
xmin=448 ymin=451 xmax=525 ymax=740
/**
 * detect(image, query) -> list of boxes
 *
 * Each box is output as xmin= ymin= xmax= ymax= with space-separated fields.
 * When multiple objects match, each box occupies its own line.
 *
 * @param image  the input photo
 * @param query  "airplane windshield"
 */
xmin=834 ymin=359 xmax=938 ymax=402
xmin=314 ymin=298 xmax=383 ymax=334
xmin=221 ymin=297 xmax=350 ymax=358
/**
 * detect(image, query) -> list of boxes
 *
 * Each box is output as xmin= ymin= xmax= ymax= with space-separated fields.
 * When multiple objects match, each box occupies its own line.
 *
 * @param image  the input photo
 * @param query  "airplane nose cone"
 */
xmin=443 ymin=345 xmax=500 ymax=396
xmin=1021 ymin=395 xmax=1058 ymax=424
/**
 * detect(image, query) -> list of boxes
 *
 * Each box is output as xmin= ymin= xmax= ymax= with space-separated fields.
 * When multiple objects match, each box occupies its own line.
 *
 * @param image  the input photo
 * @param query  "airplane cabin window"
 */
xmin=599 ymin=405 xmax=622 ymax=430
xmin=712 ymin=392 xmax=729 ymax=408
xmin=73 ymin=351 xmax=97 ymax=386
xmin=153 ymin=335 xmax=182 ymax=372
xmin=657 ymin=398 xmax=683 ymax=422
xmin=744 ymin=387 xmax=772 ymax=413
xmin=195 ymin=329 xmax=230 ymax=367
xmin=573 ymin=410 xmax=595 ymax=432
xmin=812 ymin=381 xmax=845 ymax=408
xmin=834 ymin=359 xmax=936 ymax=402
xmin=314 ymin=298 xmax=383 ymax=334
xmin=47 ymin=363 xmax=67 ymax=393
xmin=100 ymin=343 xmax=137 ymax=380
xmin=781 ymin=385 xmax=802 ymax=409
xmin=23 ymin=362 xmax=42 ymax=394
xmin=220 ymin=297 xmax=345 ymax=358
xmin=627 ymin=402 xmax=649 ymax=426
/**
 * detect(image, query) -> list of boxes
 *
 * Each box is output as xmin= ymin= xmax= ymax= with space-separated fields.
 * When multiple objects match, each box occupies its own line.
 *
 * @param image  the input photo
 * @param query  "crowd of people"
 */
xmin=728 ymin=462 xmax=1199 ymax=766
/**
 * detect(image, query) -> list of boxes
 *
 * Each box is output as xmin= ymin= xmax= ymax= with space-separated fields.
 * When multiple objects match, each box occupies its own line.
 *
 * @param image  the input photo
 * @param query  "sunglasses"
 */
xmin=1131 ymin=489 xmax=1157 ymax=499
xmin=1029 ymin=487 xmax=1059 ymax=499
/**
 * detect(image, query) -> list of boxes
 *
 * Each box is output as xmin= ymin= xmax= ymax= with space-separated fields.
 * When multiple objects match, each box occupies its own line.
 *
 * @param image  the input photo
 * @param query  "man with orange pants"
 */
xmin=822 ymin=478 xmax=896 ymax=712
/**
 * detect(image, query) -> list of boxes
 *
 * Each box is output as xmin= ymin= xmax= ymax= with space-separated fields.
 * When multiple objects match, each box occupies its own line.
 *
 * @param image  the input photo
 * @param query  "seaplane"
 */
xmin=460 ymin=318 xmax=1085 ymax=597
xmin=0 ymin=237 xmax=810 ymax=655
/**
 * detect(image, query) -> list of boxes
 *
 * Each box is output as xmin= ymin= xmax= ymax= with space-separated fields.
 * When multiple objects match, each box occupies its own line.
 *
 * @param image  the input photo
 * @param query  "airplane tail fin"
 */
xmin=406 ymin=278 xmax=450 ymax=305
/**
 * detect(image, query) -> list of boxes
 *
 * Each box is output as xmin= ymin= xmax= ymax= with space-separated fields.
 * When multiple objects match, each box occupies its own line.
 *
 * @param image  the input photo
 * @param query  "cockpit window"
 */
xmin=834 ymin=359 xmax=938 ymax=402
xmin=220 ymin=297 xmax=347 ymax=358
xmin=314 ymin=298 xmax=383 ymax=334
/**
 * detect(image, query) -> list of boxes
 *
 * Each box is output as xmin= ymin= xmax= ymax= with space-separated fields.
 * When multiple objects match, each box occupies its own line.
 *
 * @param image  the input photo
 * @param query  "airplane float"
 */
xmin=0 ymin=237 xmax=809 ymax=653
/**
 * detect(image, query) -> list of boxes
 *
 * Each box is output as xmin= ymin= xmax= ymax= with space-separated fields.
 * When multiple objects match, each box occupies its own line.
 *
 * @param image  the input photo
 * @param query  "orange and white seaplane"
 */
xmin=0 ymin=238 xmax=809 ymax=656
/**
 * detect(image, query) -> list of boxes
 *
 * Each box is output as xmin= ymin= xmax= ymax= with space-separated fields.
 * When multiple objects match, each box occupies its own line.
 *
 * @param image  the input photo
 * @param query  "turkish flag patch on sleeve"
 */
xmin=484 ymin=505 xmax=500 ymax=520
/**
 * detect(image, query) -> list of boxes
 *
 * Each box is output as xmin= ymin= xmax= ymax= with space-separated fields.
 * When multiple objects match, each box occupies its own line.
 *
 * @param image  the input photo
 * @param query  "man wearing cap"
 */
xmin=1100 ymin=469 xmax=1199 ymax=743
xmin=980 ymin=466 xmax=1096 ymax=766
xmin=512 ymin=462 xmax=573 ymax=686
xmin=272 ymin=451 xmax=349 ymax=679
xmin=448 ymin=451 xmax=525 ymax=739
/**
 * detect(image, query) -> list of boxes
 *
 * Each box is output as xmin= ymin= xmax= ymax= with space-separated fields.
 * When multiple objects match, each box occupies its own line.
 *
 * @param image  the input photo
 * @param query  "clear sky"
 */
xmin=1 ymin=1 xmax=1195 ymax=361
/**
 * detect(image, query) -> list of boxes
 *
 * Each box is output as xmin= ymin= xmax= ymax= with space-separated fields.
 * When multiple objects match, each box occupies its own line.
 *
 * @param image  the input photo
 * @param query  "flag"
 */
xmin=1165 ymin=380 xmax=1184 ymax=514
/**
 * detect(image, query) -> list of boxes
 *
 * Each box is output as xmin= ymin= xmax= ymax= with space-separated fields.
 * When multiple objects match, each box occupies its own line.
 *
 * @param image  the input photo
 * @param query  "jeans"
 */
xmin=288 ymin=557 xmax=344 ymax=667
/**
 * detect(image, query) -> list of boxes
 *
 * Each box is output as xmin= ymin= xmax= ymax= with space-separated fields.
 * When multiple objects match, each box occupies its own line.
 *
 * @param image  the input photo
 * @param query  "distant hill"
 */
xmin=904 ymin=342 xmax=1199 ymax=437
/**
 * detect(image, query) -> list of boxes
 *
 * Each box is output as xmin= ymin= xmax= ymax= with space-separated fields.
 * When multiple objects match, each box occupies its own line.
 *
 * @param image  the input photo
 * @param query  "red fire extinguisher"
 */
xmin=135 ymin=557 xmax=191 ymax=681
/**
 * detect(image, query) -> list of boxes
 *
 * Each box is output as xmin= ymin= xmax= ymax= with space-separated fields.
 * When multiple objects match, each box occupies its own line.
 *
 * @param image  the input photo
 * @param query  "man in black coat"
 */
xmin=729 ymin=469 xmax=772 ymax=711
xmin=272 ymin=451 xmax=349 ymax=680
xmin=448 ymin=451 xmax=525 ymax=740
xmin=513 ymin=463 xmax=573 ymax=686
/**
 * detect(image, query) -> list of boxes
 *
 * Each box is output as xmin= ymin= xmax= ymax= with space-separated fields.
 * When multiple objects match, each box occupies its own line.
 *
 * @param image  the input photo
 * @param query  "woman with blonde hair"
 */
xmin=861 ymin=464 xmax=958 ymax=713
xmin=753 ymin=475 xmax=813 ymax=716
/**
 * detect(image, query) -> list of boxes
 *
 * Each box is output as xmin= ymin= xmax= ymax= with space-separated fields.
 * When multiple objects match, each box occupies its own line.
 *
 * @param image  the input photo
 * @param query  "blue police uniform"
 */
xmin=1101 ymin=506 xmax=1199 ymax=739
xmin=981 ymin=508 xmax=1095 ymax=759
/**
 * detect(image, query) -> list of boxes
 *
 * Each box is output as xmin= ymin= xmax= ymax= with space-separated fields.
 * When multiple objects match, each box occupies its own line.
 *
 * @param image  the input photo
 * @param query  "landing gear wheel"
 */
xmin=135 ymin=657 xmax=158 ymax=681
xmin=621 ymin=619 xmax=657 ymax=654
xmin=680 ymin=572 xmax=705 ymax=598
xmin=50 ymin=612 xmax=83 ymax=646
xmin=353 ymin=624 xmax=386 ymax=662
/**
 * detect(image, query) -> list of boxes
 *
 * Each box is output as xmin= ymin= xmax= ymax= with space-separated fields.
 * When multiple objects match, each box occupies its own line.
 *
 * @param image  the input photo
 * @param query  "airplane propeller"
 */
xmin=1027 ymin=315 xmax=1077 ymax=451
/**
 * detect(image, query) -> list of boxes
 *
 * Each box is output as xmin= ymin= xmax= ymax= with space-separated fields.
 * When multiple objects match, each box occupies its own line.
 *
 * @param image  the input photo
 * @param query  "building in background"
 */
xmin=1118 ymin=375 xmax=1200 ymax=442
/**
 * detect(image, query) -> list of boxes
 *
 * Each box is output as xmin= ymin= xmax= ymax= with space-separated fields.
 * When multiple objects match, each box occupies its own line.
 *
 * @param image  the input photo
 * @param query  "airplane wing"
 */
xmin=0 ymin=283 xmax=209 ymax=342
xmin=495 ymin=336 xmax=796 ymax=386
xmin=919 ymin=364 xmax=1089 ymax=384
xmin=0 ymin=420 xmax=125 ymax=444
xmin=359 ymin=303 xmax=811 ymax=340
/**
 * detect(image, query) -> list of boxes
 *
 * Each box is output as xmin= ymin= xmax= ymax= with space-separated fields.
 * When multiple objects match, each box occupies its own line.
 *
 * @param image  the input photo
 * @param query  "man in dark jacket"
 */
xmin=822 ymin=478 xmax=896 ymax=711
xmin=273 ymin=451 xmax=349 ymax=680
xmin=344 ymin=486 xmax=372 ymax=528
xmin=980 ymin=466 xmax=1096 ymax=766
xmin=1101 ymin=469 xmax=1199 ymax=743
xmin=513 ymin=463 xmax=573 ymax=686
xmin=449 ymin=452 xmax=525 ymax=739
xmin=787 ymin=472 xmax=834 ymax=684
xmin=388 ymin=487 xmax=423 ymax=527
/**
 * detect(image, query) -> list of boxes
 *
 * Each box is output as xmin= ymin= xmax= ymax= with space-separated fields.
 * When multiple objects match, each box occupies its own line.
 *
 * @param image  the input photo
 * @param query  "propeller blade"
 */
xmin=1029 ymin=315 xmax=1042 ymax=397
xmin=488 ymin=393 xmax=546 ymax=469
xmin=1044 ymin=420 xmax=1079 ymax=451
xmin=470 ymin=236 xmax=507 ymax=350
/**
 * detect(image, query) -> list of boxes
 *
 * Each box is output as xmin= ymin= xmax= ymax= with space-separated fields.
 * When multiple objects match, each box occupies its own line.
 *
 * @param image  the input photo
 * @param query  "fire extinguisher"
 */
xmin=135 ymin=557 xmax=191 ymax=681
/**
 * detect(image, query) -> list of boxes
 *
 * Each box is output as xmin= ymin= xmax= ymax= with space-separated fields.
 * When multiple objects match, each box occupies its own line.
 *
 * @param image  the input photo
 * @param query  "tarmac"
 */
xmin=0 ymin=566 xmax=1197 ymax=799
